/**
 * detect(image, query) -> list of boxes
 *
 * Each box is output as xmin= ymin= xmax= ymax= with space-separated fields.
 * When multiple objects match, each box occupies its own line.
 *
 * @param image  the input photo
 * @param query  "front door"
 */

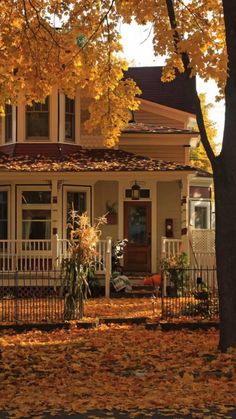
xmin=124 ymin=201 xmax=151 ymax=272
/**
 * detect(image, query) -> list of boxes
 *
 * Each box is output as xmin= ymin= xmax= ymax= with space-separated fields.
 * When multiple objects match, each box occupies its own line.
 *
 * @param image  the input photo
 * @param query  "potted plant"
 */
xmin=160 ymin=252 xmax=189 ymax=296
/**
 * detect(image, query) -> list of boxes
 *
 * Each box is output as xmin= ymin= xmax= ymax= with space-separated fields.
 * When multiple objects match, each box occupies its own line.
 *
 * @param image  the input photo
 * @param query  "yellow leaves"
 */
xmin=182 ymin=371 xmax=194 ymax=383
xmin=0 ymin=324 xmax=235 ymax=418
xmin=0 ymin=0 xmax=228 ymax=143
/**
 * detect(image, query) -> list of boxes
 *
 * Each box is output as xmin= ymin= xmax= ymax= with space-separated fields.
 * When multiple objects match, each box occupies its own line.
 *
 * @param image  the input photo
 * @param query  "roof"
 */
xmin=0 ymin=147 xmax=195 ymax=173
xmin=125 ymin=67 xmax=196 ymax=114
xmin=123 ymin=122 xmax=198 ymax=135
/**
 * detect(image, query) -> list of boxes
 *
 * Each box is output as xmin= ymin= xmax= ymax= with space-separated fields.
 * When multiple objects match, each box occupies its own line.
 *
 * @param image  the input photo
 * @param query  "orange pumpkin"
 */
xmin=143 ymin=274 xmax=161 ymax=286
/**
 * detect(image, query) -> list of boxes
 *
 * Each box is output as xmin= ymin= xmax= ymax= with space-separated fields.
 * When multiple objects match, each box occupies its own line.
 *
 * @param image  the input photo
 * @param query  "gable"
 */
xmin=125 ymin=67 xmax=196 ymax=114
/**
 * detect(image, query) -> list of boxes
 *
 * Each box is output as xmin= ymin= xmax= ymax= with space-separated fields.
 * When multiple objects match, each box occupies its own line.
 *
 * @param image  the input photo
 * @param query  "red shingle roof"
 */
xmin=0 ymin=148 xmax=195 ymax=173
xmin=125 ymin=67 xmax=196 ymax=114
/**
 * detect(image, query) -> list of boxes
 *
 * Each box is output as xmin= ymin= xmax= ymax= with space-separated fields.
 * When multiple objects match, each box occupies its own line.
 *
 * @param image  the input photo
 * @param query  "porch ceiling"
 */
xmin=0 ymin=146 xmax=196 ymax=173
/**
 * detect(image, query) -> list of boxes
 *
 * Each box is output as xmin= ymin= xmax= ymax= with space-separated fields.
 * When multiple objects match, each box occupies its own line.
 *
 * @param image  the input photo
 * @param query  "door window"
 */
xmin=66 ymin=191 xmax=87 ymax=237
xmin=127 ymin=205 xmax=148 ymax=244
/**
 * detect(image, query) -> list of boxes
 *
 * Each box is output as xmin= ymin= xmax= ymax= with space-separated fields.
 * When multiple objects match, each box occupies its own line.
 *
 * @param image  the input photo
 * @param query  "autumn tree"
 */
xmin=0 ymin=0 xmax=140 ymax=146
xmin=190 ymin=94 xmax=218 ymax=173
xmin=118 ymin=0 xmax=236 ymax=352
xmin=1 ymin=0 xmax=236 ymax=351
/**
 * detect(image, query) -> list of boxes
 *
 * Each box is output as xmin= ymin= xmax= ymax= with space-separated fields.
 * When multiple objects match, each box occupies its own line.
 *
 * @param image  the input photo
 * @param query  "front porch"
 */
xmin=0 ymin=228 xmax=216 ymax=277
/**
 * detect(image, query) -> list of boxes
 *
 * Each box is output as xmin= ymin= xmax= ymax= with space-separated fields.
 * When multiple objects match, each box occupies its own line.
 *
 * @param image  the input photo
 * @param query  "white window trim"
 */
xmin=62 ymin=185 xmax=91 ymax=239
xmin=17 ymin=186 xmax=51 ymax=241
xmin=190 ymin=199 xmax=211 ymax=229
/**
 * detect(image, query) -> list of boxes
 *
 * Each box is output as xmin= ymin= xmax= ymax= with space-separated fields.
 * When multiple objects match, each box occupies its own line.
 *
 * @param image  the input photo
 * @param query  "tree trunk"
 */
xmin=214 ymin=157 xmax=236 ymax=351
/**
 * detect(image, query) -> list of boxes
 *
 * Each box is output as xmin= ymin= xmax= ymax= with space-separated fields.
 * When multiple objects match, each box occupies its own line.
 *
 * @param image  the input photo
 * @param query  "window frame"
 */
xmin=190 ymin=199 xmax=211 ymax=230
xmin=65 ymin=96 xmax=75 ymax=143
xmin=5 ymin=104 xmax=13 ymax=143
xmin=17 ymin=186 xmax=52 ymax=244
xmin=26 ymin=98 xmax=50 ymax=141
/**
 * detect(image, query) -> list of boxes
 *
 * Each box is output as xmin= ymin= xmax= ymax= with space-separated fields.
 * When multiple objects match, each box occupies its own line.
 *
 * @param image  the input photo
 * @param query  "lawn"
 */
xmin=0 ymin=323 xmax=235 ymax=418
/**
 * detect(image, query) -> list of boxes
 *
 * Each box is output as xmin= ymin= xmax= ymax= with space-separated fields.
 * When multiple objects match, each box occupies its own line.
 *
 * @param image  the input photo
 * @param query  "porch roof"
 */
xmin=0 ymin=146 xmax=196 ymax=173
xmin=122 ymin=122 xmax=198 ymax=135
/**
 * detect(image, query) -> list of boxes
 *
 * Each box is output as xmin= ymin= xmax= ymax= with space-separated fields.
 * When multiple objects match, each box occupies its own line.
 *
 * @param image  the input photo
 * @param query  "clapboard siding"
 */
xmin=134 ymin=109 xmax=185 ymax=129
xmin=157 ymin=181 xmax=181 ymax=267
xmin=120 ymin=145 xmax=186 ymax=163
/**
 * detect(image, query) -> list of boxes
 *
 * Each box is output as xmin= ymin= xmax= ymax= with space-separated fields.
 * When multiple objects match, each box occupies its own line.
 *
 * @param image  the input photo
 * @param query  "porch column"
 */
xmin=181 ymin=177 xmax=190 ymax=256
xmin=51 ymin=179 xmax=59 ymax=269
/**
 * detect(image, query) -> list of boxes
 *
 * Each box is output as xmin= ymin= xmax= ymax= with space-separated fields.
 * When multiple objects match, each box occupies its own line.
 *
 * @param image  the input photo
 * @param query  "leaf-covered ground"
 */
xmin=84 ymin=297 xmax=160 ymax=319
xmin=0 ymin=324 xmax=236 ymax=419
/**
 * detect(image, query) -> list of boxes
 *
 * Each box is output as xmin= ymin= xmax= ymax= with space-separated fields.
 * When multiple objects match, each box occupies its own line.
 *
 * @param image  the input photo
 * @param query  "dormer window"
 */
xmin=26 ymin=97 xmax=49 ymax=140
xmin=5 ymin=104 xmax=12 ymax=143
xmin=65 ymin=97 xmax=75 ymax=142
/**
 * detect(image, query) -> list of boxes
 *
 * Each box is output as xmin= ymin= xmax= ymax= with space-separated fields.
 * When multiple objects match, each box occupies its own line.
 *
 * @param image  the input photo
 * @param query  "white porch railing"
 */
xmin=56 ymin=237 xmax=111 ymax=275
xmin=161 ymin=229 xmax=216 ymax=268
xmin=0 ymin=237 xmax=112 ymax=277
xmin=161 ymin=236 xmax=182 ymax=259
xmin=0 ymin=240 xmax=52 ymax=271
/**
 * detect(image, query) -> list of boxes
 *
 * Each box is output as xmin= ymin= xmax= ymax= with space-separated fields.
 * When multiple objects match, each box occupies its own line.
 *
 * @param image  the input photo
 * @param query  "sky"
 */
xmin=119 ymin=22 xmax=224 ymax=148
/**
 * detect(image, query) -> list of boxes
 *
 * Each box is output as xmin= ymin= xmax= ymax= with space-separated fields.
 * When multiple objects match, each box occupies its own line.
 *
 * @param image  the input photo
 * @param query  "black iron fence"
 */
xmin=0 ymin=268 xmax=219 ymax=324
xmin=161 ymin=267 xmax=219 ymax=320
xmin=0 ymin=270 xmax=65 ymax=323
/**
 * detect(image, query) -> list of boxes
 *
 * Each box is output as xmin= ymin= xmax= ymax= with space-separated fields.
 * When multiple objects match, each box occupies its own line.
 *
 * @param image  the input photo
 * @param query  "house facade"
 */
xmin=0 ymin=67 xmax=214 ymax=275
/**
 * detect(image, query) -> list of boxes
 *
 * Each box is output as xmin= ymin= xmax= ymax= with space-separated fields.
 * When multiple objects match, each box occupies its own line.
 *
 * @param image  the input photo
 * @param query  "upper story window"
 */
xmin=26 ymin=98 xmax=49 ymax=139
xmin=5 ymin=104 xmax=12 ymax=143
xmin=65 ymin=97 xmax=75 ymax=142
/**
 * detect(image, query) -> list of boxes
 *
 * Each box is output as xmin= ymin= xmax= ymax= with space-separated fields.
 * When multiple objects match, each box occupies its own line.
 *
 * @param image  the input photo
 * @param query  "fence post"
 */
xmin=105 ymin=236 xmax=112 ymax=298
xmin=14 ymin=270 xmax=19 ymax=323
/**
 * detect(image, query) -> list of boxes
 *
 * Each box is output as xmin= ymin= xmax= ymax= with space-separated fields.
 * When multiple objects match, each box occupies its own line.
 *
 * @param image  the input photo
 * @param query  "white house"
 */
xmin=0 ymin=67 xmax=214 ymax=277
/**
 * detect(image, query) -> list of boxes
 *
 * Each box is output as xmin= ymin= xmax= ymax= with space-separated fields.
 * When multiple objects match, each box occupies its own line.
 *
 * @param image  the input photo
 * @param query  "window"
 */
xmin=190 ymin=200 xmax=211 ymax=229
xmin=0 ymin=191 xmax=8 ymax=240
xmin=5 ymin=105 xmax=12 ymax=143
xmin=65 ymin=97 xmax=75 ymax=142
xmin=26 ymin=98 xmax=49 ymax=139
xmin=67 ymin=191 xmax=86 ymax=226
xmin=21 ymin=190 xmax=51 ymax=241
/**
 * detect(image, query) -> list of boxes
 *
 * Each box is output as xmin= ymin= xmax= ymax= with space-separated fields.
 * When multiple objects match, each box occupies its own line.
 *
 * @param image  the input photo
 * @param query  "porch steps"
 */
xmin=97 ymin=274 xmax=158 ymax=298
